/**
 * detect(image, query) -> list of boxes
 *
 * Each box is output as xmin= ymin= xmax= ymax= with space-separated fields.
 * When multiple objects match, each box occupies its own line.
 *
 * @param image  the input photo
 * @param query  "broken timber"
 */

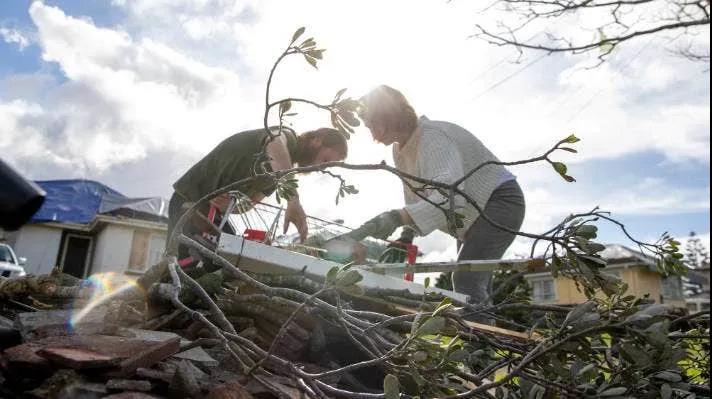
xmin=358 ymin=258 xmax=545 ymax=275
xmin=217 ymin=234 xmax=470 ymax=303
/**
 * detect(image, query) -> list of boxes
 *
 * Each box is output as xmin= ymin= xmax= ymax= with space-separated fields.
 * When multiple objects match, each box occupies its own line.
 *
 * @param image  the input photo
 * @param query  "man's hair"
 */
xmin=296 ymin=128 xmax=348 ymax=165
xmin=359 ymin=85 xmax=418 ymax=134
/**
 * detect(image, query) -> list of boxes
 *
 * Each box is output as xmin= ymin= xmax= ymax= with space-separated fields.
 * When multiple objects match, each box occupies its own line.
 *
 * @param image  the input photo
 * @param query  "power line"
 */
xmin=564 ymin=38 xmax=656 ymax=124
xmin=467 ymin=31 xmax=545 ymax=87
xmin=471 ymin=53 xmax=550 ymax=101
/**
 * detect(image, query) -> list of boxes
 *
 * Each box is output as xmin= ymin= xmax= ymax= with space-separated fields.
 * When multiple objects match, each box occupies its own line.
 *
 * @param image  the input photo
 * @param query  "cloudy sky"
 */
xmin=1 ymin=0 xmax=709 ymax=262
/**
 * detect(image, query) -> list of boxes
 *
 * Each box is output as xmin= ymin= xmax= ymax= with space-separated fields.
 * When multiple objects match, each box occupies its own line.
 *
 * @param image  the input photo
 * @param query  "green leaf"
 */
xmin=290 ymin=27 xmax=305 ymax=44
xmin=448 ymin=349 xmax=468 ymax=362
xmin=660 ymin=383 xmax=672 ymax=399
xmin=308 ymin=49 xmax=324 ymax=59
xmin=654 ymin=371 xmax=682 ymax=383
xmin=424 ymin=277 xmax=430 ymax=289
xmin=576 ymin=224 xmax=598 ymax=239
xmin=410 ymin=371 xmax=426 ymax=387
xmin=338 ymin=110 xmax=361 ymax=127
xmin=411 ymin=351 xmax=428 ymax=362
xmin=620 ymin=343 xmax=652 ymax=366
xmin=333 ymin=88 xmax=347 ymax=103
xmin=300 ymin=37 xmax=315 ymax=49
xmin=336 ymin=270 xmax=363 ymax=287
xmin=415 ymin=316 xmax=445 ymax=337
xmin=563 ymin=301 xmax=597 ymax=328
xmin=383 ymin=374 xmax=400 ymax=399
xmin=560 ymin=146 xmax=578 ymax=153
xmin=599 ymin=387 xmax=627 ymax=396
xmin=587 ymin=243 xmax=606 ymax=254
xmin=576 ymin=363 xmax=595 ymax=377
xmin=552 ymin=162 xmax=567 ymax=175
xmin=326 ymin=266 xmax=339 ymax=284
xmin=432 ymin=299 xmax=453 ymax=318
xmin=411 ymin=312 xmax=423 ymax=336
xmin=303 ymin=54 xmax=318 ymax=69
xmin=563 ymin=134 xmax=580 ymax=144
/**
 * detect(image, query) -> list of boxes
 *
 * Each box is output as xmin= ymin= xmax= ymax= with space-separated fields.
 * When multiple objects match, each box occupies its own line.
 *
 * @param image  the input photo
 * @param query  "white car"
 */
xmin=0 ymin=243 xmax=27 ymax=278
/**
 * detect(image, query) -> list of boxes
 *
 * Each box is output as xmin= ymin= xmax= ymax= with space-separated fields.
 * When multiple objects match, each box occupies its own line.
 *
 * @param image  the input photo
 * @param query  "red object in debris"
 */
xmin=243 ymin=229 xmax=267 ymax=243
xmin=404 ymin=244 xmax=418 ymax=282
xmin=207 ymin=205 xmax=218 ymax=223
xmin=177 ymin=257 xmax=195 ymax=268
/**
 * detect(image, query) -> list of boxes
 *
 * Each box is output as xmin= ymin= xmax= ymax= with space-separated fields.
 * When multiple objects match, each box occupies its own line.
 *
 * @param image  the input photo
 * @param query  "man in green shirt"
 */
xmin=168 ymin=127 xmax=348 ymax=247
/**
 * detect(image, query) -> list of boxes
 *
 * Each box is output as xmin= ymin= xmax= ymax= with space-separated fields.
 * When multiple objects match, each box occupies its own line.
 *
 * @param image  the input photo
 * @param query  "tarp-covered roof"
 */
xmin=31 ymin=179 xmax=167 ymax=225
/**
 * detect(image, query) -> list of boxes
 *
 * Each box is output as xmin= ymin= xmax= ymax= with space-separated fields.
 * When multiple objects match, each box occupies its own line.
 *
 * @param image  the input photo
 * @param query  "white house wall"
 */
xmin=92 ymin=225 xmax=134 ymax=275
xmin=12 ymin=225 xmax=63 ymax=275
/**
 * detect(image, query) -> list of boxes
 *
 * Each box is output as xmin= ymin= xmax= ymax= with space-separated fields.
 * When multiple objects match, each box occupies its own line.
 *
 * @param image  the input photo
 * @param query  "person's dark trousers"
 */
xmin=453 ymin=180 xmax=526 ymax=318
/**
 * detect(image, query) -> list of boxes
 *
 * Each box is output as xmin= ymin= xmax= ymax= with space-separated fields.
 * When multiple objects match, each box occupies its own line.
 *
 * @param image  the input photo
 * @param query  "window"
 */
xmin=661 ymin=276 xmax=684 ymax=301
xmin=530 ymin=278 xmax=556 ymax=302
xmin=0 ymin=245 xmax=15 ymax=263
xmin=147 ymin=234 xmax=165 ymax=267
xmin=129 ymin=230 xmax=166 ymax=272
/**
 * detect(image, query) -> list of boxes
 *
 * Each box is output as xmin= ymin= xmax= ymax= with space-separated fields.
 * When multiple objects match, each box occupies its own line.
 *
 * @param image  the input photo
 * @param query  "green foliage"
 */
xmin=330 ymin=97 xmax=361 ymax=138
xmin=435 ymin=272 xmax=453 ymax=290
xmin=383 ymin=374 xmax=400 ymax=399
xmin=274 ymin=174 xmax=299 ymax=204
xmin=335 ymin=182 xmax=358 ymax=205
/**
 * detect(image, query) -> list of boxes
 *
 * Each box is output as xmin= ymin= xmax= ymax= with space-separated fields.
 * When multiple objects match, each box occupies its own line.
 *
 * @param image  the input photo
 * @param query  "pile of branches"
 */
xmin=0 ymin=243 xmax=709 ymax=398
xmin=116 ymin=232 xmax=706 ymax=398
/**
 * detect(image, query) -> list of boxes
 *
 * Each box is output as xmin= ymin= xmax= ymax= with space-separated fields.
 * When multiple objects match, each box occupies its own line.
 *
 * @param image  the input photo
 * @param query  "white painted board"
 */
xmin=217 ymin=234 xmax=470 ymax=303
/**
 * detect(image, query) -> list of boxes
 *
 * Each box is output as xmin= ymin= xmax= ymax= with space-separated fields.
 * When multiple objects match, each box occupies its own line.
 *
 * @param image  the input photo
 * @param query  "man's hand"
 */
xmin=209 ymin=194 xmax=232 ymax=213
xmin=284 ymin=199 xmax=308 ymax=242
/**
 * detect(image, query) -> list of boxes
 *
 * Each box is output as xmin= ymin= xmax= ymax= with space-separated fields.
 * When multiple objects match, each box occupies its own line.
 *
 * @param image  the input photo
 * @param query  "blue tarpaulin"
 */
xmin=31 ymin=180 xmax=167 ymax=225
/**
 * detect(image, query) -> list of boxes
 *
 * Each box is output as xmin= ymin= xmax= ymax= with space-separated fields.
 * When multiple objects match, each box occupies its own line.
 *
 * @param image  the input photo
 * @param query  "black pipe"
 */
xmin=0 ymin=158 xmax=45 ymax=231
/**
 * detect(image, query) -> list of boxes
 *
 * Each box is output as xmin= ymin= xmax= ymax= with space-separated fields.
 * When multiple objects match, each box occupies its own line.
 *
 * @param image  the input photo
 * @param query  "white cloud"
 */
xmin=0 ymin=27 xmax=31 ymax=50
xmin=1 ymin=3 xmax=258 ymax=175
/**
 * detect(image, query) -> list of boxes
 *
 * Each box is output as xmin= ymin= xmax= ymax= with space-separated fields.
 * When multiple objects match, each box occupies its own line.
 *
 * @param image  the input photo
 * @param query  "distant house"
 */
xmin=684 ymin=267 xmax=710 ymax=313
xmin=525 ymin=244 xmax=686 ymax=308
xmin=1 ymin=179 xmax=167 ymax=278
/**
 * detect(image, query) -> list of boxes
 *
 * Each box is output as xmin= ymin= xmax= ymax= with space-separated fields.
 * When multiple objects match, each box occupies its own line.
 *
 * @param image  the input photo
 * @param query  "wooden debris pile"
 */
xmin=0 ymin=261 xmax=508 ymax=399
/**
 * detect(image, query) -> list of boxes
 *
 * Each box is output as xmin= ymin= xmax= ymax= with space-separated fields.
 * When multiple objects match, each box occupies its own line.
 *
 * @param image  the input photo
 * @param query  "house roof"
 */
xmin=599 ymin=244 xmax=657 ymax=268
xmin=525 ymin=244 xmax=662 ymax=276
xmin=31 ymin=179 xmax=167 ymax=225
xmin=685 ymin=268 xmax=710 ymax=286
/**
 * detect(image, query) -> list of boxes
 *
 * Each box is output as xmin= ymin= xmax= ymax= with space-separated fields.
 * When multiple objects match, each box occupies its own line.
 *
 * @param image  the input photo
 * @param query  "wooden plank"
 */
xmin=389 ymin=303 xmax=539 ymax=341
xmin=217 ymin=234 xmax=470 ymax=303
xmin=359 ymin=258 xmax=545 ymax=275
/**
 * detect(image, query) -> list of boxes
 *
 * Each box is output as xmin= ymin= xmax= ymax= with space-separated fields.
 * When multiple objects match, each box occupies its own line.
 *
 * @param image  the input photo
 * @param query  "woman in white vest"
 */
xmin=352 ymin=85 xmax=526 ymax=312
